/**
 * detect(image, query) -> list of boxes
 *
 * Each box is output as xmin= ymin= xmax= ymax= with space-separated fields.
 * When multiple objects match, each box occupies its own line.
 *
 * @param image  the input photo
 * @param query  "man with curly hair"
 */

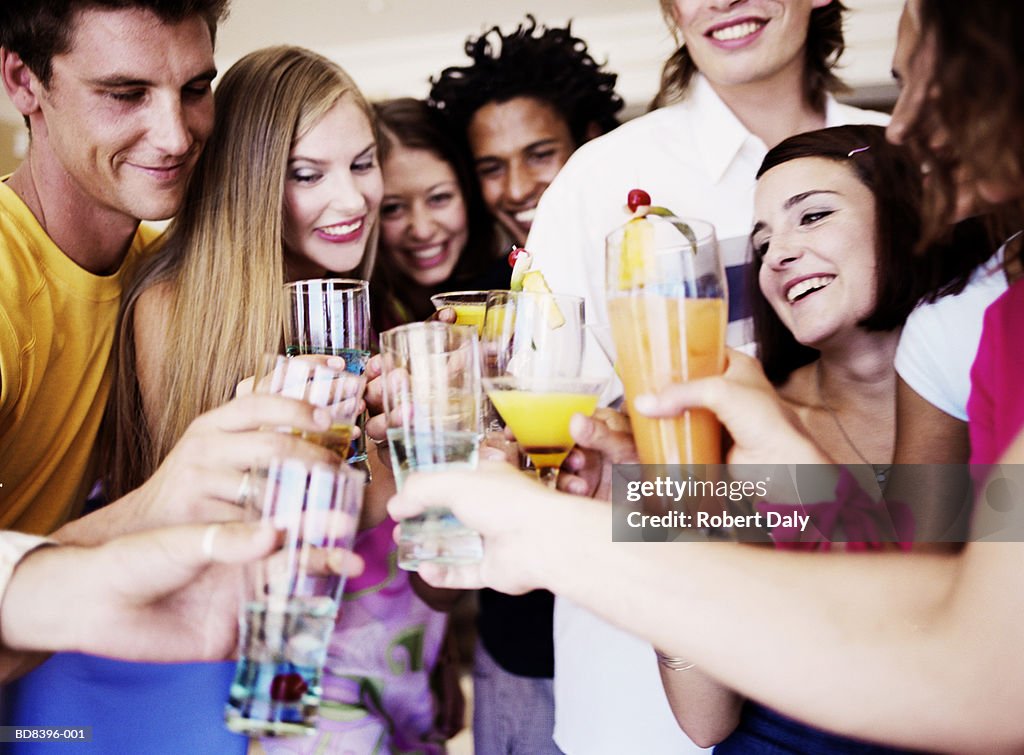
xmin=427 ymin=18 xmax=623 ymax=754
xmin=429 ymin=15 xmax=623 ymax=248
xmin=520 ymin=1 xmax=890 ymax=753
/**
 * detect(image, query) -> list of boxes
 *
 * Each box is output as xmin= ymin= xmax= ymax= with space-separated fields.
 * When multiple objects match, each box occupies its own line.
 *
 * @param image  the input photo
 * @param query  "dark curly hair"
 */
xmin=427 ymin=15 xmax=623 ymax=146
xmin=0 ymin=0 xmax=229 ymax=87
xmin=750 ymin=125 xmax=991 ymax=385
xmin=899 ymin=0 xmax=1024 ymax=260
xmin=651 ymin=1 xmax=847 ymax=112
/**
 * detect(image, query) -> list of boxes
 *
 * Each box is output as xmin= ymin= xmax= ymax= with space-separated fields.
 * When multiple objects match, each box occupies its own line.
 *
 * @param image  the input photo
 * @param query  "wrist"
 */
xmin=1 ymin=543 xmax=74 ymax=652
xmin=654 ymin=647 xmax=695 ymax=671
xmin=539 ymin=492 xmax=603 ymax=595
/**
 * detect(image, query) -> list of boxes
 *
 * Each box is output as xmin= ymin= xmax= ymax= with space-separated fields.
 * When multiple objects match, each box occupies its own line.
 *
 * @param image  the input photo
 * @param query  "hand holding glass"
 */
xmin=224 ymin=459 xmax=364 ymax=736
xmin=253 ymin=353 xmax=366 ymax=456
xmin=379 ymin=322 xmax=484 ymax=570
xmin=283 ymin=279 xmax=371 ymax=466
xmin=429 ymin=290 xmax=492 ymax=334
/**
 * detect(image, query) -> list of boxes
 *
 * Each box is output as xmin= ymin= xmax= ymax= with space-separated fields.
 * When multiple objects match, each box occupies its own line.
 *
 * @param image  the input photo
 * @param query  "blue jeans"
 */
xmin=473 ymin=640 xmax=564 ymax=755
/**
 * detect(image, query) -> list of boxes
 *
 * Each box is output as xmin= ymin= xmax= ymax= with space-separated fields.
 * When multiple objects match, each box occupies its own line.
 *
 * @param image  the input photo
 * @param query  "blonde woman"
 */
xmin=107 ymin=46 xmax=379 ymax=494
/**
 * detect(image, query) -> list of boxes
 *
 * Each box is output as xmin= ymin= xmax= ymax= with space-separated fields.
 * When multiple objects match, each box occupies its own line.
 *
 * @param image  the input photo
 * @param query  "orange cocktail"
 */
xmin=430 ymin=291 xmax=491 ymax=334
xmin=608 ymin=296 xmax=725 ymax=464
xmin=606 ymin=211 xmax=727 ymax=465
xmin=486 ymin=383 xmax=601 ymax=470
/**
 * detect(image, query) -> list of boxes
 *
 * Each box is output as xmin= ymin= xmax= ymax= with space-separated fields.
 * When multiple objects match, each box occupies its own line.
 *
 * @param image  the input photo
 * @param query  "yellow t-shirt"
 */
xmin=0 ymin=181 xmax=156 ymax=534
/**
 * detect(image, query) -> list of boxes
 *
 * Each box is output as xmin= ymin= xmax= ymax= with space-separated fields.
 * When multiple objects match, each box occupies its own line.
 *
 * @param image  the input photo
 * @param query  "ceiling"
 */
xmin=214 ymin=0 xmax=901 ymax=105
xmin=217 ymin=0 xmax=635 ymax=50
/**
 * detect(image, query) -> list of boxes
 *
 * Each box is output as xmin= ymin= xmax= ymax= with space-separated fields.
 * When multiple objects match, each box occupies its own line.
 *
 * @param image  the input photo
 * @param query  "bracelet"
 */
xmin=654 ymin=648 xmax=695 ymax=671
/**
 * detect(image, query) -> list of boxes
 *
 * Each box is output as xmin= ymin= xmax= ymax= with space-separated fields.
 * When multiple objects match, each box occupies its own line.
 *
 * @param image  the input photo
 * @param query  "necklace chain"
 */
xmin=815 ymin=361 xmax=890 ymax=485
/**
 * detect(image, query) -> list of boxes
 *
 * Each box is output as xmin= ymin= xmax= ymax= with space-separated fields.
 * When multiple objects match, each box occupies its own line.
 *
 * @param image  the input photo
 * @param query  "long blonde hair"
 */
xmin=105 ymin=46 xmax=379 ymax=498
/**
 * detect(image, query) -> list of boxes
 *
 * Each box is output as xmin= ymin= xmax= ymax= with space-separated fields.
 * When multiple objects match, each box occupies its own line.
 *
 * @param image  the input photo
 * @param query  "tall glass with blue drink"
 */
xmin=284 ymin=279 xmax=372 ymax=468
xmin=224 ymin=458 xmax=364 ymax=737
xmin=379 ymin=322 xmax=484 ymax=570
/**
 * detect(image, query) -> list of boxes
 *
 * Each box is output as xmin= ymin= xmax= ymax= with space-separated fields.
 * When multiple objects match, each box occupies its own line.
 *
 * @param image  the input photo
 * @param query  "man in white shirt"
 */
xmin=526 ymin=1 xmax=889 ymax=751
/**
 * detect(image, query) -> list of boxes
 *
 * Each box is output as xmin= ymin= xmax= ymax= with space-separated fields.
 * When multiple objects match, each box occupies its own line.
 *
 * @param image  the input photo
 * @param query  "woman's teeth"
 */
xmin=320 ymin=220 xmax=361 ymax=237
xmin=412 ymin=244 xmax=444 ymax=260
xmin=787 ymin=275 xmax=835 ymax=303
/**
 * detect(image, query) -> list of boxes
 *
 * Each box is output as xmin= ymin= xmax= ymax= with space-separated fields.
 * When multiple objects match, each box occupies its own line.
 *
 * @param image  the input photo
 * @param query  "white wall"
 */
xmin=213 ymin=0 xmax=902 ymax=108
xmin=0 ymin=0 xmax=904 ymax=157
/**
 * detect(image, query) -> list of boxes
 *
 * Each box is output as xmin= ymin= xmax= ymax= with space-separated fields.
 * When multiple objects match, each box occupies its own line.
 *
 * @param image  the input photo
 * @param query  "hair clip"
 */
xmin=847 ymin=145 xmax=871 ymax=157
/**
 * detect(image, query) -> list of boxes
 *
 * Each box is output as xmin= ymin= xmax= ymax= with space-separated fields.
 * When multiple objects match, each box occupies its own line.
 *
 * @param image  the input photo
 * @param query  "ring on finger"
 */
xmin=236 ymin=470 xmax=252 ymax=504
xmin=201 ymin=523 xmax=220 ymax=560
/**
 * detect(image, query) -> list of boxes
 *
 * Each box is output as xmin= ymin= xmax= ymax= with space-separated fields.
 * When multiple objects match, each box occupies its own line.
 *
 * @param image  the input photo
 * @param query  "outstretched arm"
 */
xmin=388 ymin=352 xmax=1024 ymax=752
xmin=659 ymin=662 xmax=744 ymax=748
xmin=0 ymin=523 xmax=364 ymax=676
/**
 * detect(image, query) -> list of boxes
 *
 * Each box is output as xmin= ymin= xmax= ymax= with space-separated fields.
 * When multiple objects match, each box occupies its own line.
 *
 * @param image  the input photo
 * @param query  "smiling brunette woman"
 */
xmin=749 ymin=124 xmax=924 ymax=481
xmin=369 ymin=97 xmax=500 ymax=332
xmin=660 ymin=123 xmax=978 ymax=753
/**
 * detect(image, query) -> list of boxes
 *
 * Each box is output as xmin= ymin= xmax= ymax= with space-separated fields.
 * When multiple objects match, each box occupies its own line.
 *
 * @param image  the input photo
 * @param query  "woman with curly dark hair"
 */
xmin=428 ymin=15 xmax=623 ymax=247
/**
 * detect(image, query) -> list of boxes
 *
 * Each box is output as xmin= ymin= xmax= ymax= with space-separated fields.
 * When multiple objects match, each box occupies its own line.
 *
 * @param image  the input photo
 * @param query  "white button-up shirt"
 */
xmin=526 ymin=74 xmax=890 ymax=755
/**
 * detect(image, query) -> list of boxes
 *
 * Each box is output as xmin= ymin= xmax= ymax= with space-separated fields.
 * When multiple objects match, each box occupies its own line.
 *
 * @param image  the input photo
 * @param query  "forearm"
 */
xmin=0 ymin=544 xmax=89 ymax=655
xmin=50 ymin=488 xmax=149 ymax=545
xmin=540 ymin=504 xmax=1017 ymax=752
xmin=659 ymin=661 xmax=743 ymax=748
xmin=0 ymin=535 xmax=60 ymax=681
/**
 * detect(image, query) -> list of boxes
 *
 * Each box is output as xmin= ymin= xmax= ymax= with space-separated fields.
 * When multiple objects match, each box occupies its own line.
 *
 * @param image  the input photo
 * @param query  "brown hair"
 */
xmin=371 ymin=98 xmax=497 ymax=331
xmin=898 ymin=0 xmax=1024 ymax=256
xmin=751 ymin=125 xmax=989 ymax=384
xmin=0 ymin=0 xmax=229 ymax=86
xmin=651 ymin=1 xmax=847 ymax=111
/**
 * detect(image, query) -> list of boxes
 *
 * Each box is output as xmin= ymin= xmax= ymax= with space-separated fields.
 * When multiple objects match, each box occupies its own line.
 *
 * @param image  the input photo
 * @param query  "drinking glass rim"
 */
xmin=604 ymin=215 xmax=717 ymax=246
xmin=285 ymin=277 xmax=370 ymax=292
xmin=262 ymin=455 xmax=367 ymax=486
xmin=482 ymin=374 xmax=607 ymax=393
xmin=485 ymin=290 xmax=585 ymax=306
xmin=430 ymin=289 xmax=498 ymax=304
xmin=379 ymin=320 xmax=480 ymax=353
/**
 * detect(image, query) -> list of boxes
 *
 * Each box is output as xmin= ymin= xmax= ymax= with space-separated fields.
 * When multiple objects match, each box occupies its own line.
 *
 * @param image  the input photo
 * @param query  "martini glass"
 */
xmin=429 ymin=290 xmax=494 ymax=334
xmin=481 ymin=290 xmax=603 ymax=486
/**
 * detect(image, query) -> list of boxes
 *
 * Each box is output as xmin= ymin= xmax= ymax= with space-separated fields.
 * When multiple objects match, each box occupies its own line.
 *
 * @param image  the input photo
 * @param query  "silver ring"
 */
xmin=236 ymin=470 xmax=252 ymax=503
xmin=201 ymin=523 xmax=220 ymax=559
